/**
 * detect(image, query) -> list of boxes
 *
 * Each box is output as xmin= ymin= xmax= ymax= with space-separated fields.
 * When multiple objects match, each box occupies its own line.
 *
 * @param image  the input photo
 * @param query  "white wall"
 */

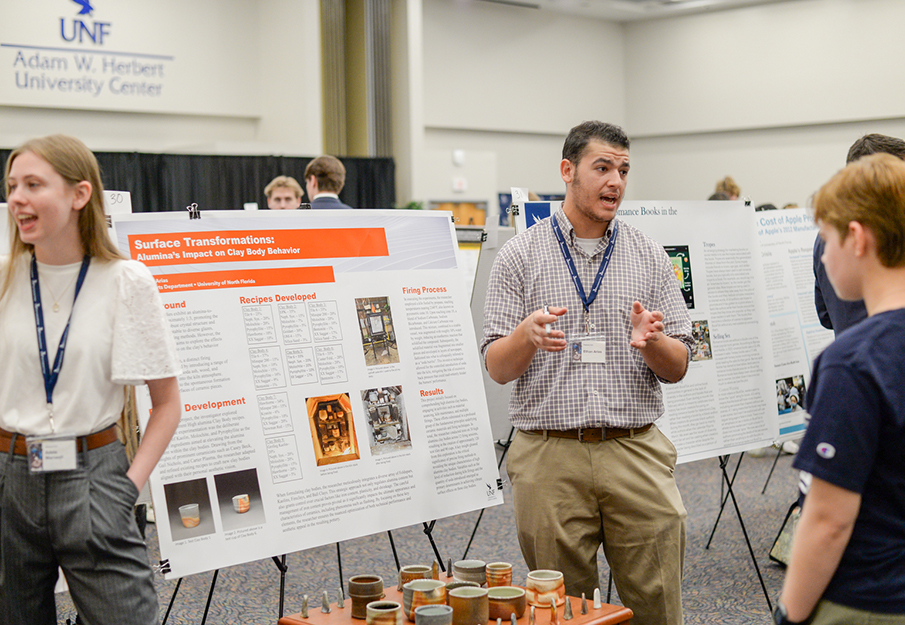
xmin=421 ymin=0 xmax=625 ymax=135
xmin=627 ymin=120 xmax=905 ymax=207
xmin=406 ymin=0 xmax=624 ymax=207
xmin=424 ymin=128 xmax=565 ymax=199
xmin=624 ymin=0 xmax=905 ymax=136
xmin=622 ymin=0 xmax=905 ymax=205
xmin=410 ymin=0 xmax=905 ymax=210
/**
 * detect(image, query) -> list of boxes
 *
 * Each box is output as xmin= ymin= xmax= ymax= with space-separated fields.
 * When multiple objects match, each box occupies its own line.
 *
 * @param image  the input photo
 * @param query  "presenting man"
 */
xmin=265 ymin=175 xmax=305 ymax=210
xmin=481 ymin=121 xmax=692 ymax=625
xmin=305 ymin=155 xmax=354 ymax=209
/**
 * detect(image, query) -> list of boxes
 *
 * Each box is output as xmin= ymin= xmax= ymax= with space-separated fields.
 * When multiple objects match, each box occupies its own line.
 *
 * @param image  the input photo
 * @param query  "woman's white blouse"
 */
xmin=0 ymin=256 xmax=181 ymax=436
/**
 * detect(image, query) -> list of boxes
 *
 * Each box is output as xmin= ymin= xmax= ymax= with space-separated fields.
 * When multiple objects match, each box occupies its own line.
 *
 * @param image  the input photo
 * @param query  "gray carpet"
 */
xmin=55 ymin=449 xmax=798 ymax=624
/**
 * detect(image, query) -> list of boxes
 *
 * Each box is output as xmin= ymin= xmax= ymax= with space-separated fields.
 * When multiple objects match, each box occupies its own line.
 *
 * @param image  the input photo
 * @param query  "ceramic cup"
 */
xmin=445 ymin=580 xmax=479 ymax=593
xmin=367 ymin=601 xmax=404 ymax=625
xmin=232 ymin=494 xmax=250 ymax=513
xmin=400 ymin=565 xmax=434 ymax=586
xmin=488 ymin=586 xmax=527 ymax=620
xmin=349 ymin=575 xmax=385 ymax=620
xmin=485 ymin=562 xmax=513 ymax=588
xmin=525 ymin=570 xmax=565 ymax=607
xmin=179 ymin=503 xmax=200 ymax=528
xmin=448 ymin=586 xmax=489 ymax=625
xmin=452 ymin=560 xmax=486 ymax=586
xmin=414 ymin=604 xmax=453 ymax=625
xmin=402 ymin=579 xmax=446 ymax=621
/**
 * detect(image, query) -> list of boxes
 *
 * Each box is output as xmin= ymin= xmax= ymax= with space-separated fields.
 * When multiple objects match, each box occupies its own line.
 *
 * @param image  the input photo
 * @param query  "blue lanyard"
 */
xmin=30 ymin=254 xmax=91 ymax=431
xmin=550 ymin=215 xmax=618 ymax=332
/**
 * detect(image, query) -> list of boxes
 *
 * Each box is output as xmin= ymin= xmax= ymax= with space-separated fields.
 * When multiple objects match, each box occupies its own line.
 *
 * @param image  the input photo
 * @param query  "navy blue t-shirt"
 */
xmin=795 ymin=308 xmax=905 ymax=613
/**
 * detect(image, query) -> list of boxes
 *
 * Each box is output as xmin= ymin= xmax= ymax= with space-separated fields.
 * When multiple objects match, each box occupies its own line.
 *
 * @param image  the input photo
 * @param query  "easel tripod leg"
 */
xmin=706 ymin=454 xmax=745 ymax=549
xmin=161 ymin=577 xmax=183 ymax=625
xmin=422 ymin=521 xmax=445 ymax=572
xmin=336 ymin=542 xmax=344 ymax=595
xmin=762 ymin=444 xmax=784 ymax=494
xmin=387 ymin=530 xmax=400 ymax=571
xmin=273 ymin=554 xmax=289 ymax=618
xmin=200 ymin=569 xmax=219 ymax=625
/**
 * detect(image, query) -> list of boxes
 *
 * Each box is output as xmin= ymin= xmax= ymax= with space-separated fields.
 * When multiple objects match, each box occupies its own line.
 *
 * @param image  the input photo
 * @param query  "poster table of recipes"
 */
xmin=279 ymin=587 xmax=633 ymax=625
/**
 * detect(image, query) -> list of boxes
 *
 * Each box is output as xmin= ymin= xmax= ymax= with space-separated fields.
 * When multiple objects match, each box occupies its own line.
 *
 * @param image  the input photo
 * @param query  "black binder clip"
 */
xmin=481 ymin=231 xmax=488 ymax=242
xmin=186 ymin=202 xmax=201 ymax=220
xmin=156 ymin=559 xmax=171 ymax=575
xmin=510 ymin=204 xmax=520 ymax=216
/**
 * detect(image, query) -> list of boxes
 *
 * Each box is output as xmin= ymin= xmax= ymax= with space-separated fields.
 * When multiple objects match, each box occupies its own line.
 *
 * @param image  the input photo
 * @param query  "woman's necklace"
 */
xmin=40 ymin=271 xmax=80 ymax=313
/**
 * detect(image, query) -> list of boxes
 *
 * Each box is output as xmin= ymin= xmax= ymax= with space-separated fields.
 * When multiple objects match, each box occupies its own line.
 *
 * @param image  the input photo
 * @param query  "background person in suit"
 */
xmin=264 ymin=175 xmax=305 ymax=210
xmin=813 ymin=133 xmax=905 ymax=335
xmin=305 ymin=155 xmax=354 ymax=209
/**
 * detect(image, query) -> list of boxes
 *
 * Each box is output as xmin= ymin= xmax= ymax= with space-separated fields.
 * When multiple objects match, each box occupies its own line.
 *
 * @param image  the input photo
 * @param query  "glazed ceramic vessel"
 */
xmin=349 ymin=575 xmax=385 ymax=619
xmin=179 ymin=504 xmax=200 ymax=528
xmin=487 ymin=586 xmax=527 ymax=620
xmin=402 ymin=579 xmax=446 ymax=621
xmin=448 ymin=586 xmax=489 ymax=625
xmin=414 ymin=604 xmax=453 ymax=625
xmin=232 ymin=494 xmax=250 ymax=513
xmin=452 ymin=560 xmax=486 ymax=586
xmin=525 ymin=570 xmax=565 ymax=607
xmin=445 ymin=580 xmax=479 ymax=593
xmin=366 ymin=601 xmax=404 ymax=625
xmin=400 ymin=565 xmax=434 ymax=586
xmin=485 ymin=562 xmax=513 ymax=588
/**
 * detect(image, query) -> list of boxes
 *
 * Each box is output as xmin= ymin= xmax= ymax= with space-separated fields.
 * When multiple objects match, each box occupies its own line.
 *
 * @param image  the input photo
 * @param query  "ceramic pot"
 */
xmin=485 ymin=562 xmax=512 ymax=588
xmin=445 ymin=580 xmax=479 ymax=593
xmin=179 ymin=504 xmax=200 ymax=528
xmin=400 ymin=565 xmax=433 ymax=586
xmin=402 ymin=579 xmax=446 ymax=621
xmin=366 ymin=601 xmax=404 ymax=625
xmin=349 ymin=575 xmax=385 ymax=619
xmin=488 ymin=586 xmax=527 ymax=620
xmin=525 ymin=570 xmax=565 ymax=607
xmin=452 ymin=560 xmax=486 ymax=586
xmin=232 ymin=494 xmax=250 ymax=513
xmin=448 ymin=586 xmax=489 ymax=625
xmin=414 ymin=604 xmax=453 ymax=625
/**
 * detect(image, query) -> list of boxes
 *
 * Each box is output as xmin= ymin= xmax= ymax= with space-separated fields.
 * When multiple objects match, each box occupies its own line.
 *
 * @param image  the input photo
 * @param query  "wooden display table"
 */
xmin=279 ymin=586 xmax=632 ymax=625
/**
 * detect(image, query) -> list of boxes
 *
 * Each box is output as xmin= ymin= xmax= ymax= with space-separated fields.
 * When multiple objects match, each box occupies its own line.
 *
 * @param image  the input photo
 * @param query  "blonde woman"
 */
xmin=0 ymin=135 xmax=180 ymax=624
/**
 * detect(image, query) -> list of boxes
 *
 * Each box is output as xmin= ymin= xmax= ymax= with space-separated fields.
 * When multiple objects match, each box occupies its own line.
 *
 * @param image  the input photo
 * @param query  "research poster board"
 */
xmin=509 ymin=200 xmax=831 ymax=463
xmin=469 ymin=227 xmax=517 ymax=443
xmin=616 ymin=200 xmax=777 ymax=463
xmin=756 ymin=207 xmax=834 ymax=441
xmin=112 ymin=209 xmax=504 ymax=579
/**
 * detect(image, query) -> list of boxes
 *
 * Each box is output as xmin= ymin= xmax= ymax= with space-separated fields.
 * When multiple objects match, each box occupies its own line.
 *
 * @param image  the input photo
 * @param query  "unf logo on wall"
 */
xmin=60 ymin=0 xmax=111 ymax=45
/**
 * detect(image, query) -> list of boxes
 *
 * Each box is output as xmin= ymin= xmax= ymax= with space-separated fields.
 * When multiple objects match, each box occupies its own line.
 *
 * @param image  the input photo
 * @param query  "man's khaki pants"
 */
xmin=507 ymin=425 xmax=686 ymax=625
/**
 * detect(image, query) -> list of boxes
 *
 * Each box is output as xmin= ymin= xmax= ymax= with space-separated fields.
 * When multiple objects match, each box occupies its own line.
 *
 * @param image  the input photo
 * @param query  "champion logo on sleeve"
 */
xmin=816 ymin=442 xmax=836 ymax=459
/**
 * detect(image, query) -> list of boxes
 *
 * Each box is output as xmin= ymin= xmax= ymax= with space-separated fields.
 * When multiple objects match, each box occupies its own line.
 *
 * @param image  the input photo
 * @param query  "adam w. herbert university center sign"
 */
xmin=0 ymin=0 xmax=257 ymax=117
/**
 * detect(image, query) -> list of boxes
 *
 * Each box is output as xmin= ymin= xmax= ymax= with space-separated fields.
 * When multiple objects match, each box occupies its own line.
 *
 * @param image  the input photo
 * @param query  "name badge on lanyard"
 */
xmin=26 ymin=434 xmax=78 ymax=472
xmin=551 ymin=216 xmax=618 ymax=365
xmin=570 ymin=334 xmax=607 ymax=364
xmin=29 ymin=254 xmax=91 ymax=471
